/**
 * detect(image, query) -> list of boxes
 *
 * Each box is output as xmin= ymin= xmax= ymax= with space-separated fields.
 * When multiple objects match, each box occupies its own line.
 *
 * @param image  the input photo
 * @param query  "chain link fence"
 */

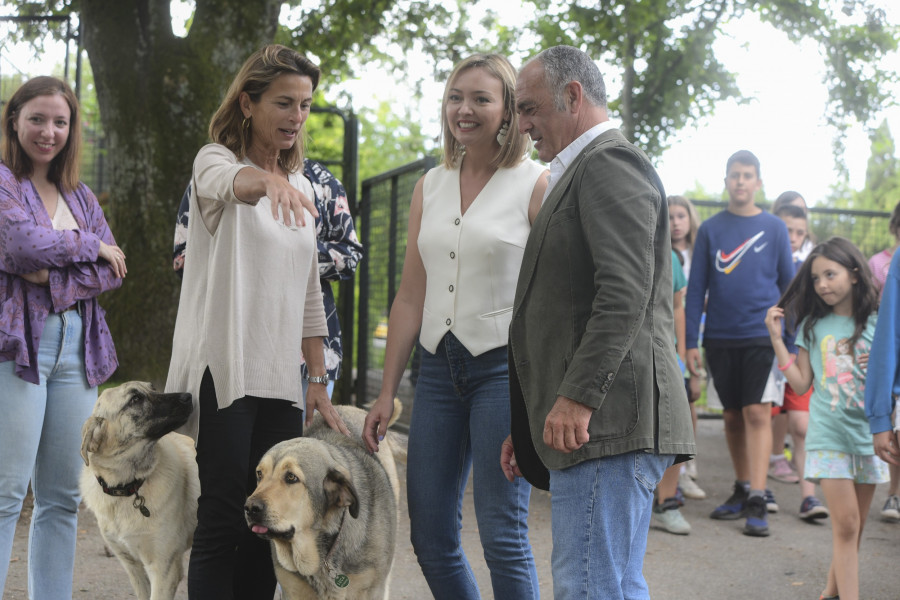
xmin=355 ymin=157 xmax=435 ymax=420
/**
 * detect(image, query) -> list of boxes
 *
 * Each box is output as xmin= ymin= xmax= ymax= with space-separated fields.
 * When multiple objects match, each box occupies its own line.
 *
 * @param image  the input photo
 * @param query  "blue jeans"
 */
xmin=0 ymin=311 xmax=97 ymax=600
xmin=550 ymin=451 xmax=674 ymax=600
xmin=406 ymin=333 xmax=539 ymax=600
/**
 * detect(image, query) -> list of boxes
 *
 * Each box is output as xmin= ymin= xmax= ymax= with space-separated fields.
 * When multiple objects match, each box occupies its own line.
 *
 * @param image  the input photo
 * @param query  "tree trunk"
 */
xmin=79 ymin=0 xmax=280 ymax=383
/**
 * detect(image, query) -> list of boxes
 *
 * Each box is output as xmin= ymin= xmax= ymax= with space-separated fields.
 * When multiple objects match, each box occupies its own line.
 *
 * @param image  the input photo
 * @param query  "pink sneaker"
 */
xmin=767 ymin=456 xmax=799 ymax=484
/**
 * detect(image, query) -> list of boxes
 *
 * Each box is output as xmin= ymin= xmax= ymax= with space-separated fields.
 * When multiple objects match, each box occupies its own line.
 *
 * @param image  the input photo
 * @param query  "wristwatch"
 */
xmin=307 ymin=374 xmax=329 ymax=385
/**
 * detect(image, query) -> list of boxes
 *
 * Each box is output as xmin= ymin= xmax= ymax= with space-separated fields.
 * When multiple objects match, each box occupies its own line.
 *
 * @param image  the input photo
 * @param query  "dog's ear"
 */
xmin=80 ymin=416 xmax=107 ymax=466
xmin=323 ymin=468 xmax=359 ymax=519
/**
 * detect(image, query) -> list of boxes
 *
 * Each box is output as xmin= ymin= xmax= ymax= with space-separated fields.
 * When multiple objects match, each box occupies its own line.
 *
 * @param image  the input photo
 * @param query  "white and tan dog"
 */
xmin=244 ymin=402 xmax=403 ymax=600
xmin=79 ymin=381 xmax=198 ymax=600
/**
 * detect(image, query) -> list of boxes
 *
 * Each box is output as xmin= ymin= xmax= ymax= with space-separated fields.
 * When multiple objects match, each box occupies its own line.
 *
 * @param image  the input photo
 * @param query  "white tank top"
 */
xmin=418 ymin=158 xmax=546 ymax=356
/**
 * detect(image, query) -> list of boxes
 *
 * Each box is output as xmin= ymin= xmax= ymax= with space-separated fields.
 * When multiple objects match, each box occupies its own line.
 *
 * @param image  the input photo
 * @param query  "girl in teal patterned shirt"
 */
xmin=765 ymin=237 xmax=888 ymax=600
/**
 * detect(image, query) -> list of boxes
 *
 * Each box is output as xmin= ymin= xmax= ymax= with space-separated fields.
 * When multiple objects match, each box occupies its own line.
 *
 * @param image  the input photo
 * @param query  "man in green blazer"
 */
xmin=500 ymin=46 xmax=695 ymax=599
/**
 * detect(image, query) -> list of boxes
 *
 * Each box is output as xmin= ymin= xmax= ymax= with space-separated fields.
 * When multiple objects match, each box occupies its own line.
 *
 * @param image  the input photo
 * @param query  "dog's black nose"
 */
xmin=244 ymin=498 xmax=263 ymax=517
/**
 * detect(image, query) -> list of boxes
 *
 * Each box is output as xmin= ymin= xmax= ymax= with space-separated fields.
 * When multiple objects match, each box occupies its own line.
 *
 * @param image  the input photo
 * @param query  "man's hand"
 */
xmin=500 ymin=435 xmax=522 ymax=482
xmin=543 ymin=395 xmax=592 ymax=453
xmin=874 ymin=430 xmax=900 ymax=466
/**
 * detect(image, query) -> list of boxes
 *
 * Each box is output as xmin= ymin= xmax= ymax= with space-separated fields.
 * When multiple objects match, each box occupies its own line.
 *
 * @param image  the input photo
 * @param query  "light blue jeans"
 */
xmin=550 ymin=451 xmax=674 ymax=600
xmin=406 ymin=333 xmax=539 ymax=600
xmin=0 ymin=311 xmax=97 ymax=600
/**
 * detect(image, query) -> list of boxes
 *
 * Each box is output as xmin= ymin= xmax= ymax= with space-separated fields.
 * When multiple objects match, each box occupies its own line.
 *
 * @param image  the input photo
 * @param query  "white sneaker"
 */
xmin=678 ymin=471 xmax=706 ymax=499
xmin=684 ymin=459 xmax=698 ymax=480
xmin=881 ymin=495 xmax=900 ymax=522
xmin=652 ymin=502 xmax=691 ymax=535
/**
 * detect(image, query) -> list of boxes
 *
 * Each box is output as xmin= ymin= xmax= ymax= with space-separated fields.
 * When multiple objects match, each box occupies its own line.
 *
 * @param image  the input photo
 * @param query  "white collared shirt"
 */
xmin=544 ymin=121 xmax=617 ymax=200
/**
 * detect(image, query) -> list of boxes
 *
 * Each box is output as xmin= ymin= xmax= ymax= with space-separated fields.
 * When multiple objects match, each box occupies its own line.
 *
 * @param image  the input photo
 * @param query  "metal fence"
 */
xmin=355 ymin=157 xmax=436 ymax=417
xmin=351 ymin=193 xmax=892 ymax=420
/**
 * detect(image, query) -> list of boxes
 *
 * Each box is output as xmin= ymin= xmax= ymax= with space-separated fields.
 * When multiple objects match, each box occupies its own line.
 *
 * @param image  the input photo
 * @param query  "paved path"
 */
xmin=5 ymin=417 xmax=899 ymax=599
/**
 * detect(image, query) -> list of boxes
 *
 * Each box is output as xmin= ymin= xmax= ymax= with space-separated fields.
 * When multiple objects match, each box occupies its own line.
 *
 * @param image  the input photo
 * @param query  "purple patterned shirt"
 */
xmin=0 ymin=163 xmax=121 ymax=386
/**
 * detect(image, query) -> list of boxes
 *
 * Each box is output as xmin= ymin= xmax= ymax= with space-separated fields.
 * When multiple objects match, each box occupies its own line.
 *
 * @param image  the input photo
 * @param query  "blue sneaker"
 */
xmin=743 ymin=495 xmax=770 ymax=537
xmin=710 ymin=482 xmax=748 ymax=520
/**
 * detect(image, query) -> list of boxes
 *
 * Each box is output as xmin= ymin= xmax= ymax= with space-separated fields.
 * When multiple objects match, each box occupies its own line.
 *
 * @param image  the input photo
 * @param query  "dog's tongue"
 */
xmin=252 ymin=525 xmax=268 ymax=534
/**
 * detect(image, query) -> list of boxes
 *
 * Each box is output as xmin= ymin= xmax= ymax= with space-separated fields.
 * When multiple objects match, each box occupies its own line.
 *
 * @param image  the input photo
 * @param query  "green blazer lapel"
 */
xmin=513 ymin=132 xmax=616 ymax=313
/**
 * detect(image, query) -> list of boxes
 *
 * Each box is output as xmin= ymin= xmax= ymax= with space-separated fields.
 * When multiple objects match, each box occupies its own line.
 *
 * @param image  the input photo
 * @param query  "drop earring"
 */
xmin=496 ymin=121 xmax=510 ymax=146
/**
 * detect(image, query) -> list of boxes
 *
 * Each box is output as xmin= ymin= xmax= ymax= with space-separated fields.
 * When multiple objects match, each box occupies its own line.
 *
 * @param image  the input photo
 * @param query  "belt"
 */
xmin=57 ymin=301 xmax=83 ymax=316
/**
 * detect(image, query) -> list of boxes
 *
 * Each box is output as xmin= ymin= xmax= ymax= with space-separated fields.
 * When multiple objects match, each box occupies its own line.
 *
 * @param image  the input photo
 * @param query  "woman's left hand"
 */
xmin=98 ymin=241 xmax=127 ymax=278
xmin=305 ymin=384 xmax=351 ymax=436
xmin=858 ymin=352 xmax=869 ymax=371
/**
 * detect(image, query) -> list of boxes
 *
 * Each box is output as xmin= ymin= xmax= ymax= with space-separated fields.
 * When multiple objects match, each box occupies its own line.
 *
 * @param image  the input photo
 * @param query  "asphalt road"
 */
xmin=5 ymin=417 xmax=899 ymax=599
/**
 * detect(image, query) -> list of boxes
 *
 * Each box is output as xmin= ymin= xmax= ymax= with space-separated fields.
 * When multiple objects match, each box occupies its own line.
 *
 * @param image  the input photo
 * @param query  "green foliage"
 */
xmin=821 ymin=120 xmax=900 ymax=255
xmin=523 ymin=0 xmax=899 ymax=159
xmin=4 ymin=0 xmax=898 ymax=382
xmin=305 ymin=100 xmax=431 ymax=183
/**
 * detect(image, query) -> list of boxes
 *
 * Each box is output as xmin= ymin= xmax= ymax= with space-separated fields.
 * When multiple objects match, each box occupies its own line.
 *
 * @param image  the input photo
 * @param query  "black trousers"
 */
xmin=188 ymin=369 xmax=303 ymax=600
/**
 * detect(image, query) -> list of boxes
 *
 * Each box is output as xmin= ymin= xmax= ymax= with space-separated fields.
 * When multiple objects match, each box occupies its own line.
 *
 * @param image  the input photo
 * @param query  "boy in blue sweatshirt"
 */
xmin=685 ymin=150 xmax=794 ymax=537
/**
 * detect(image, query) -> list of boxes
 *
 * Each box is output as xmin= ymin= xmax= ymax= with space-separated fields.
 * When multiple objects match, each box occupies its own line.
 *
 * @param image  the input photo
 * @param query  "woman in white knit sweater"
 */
xmin=363 ymin=54 xmax=548 ymax=600
xmin=166 ymin=44 xmax=348 ymax=600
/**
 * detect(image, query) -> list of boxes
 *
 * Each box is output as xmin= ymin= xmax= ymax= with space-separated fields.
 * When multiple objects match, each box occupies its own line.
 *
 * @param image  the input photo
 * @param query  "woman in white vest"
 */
xmin=166 ymin=45 xmax=348 ymax=599
xmin=364 ymin=54 xmax=548 ymax=600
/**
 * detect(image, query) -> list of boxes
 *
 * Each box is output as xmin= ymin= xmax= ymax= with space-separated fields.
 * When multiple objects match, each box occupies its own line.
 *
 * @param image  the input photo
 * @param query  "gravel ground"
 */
xmin=4 ymin=417 xmax=900 ymax=599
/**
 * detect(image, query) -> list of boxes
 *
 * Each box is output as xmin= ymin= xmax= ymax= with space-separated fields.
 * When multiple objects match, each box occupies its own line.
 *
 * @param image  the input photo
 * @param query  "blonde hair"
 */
xmin=2 ymin=76 xmax=82 ymax=192
xmin=208 ymin=44 xmax=320 ymax=174
xmin=440 ymin=54 xmax=531 ymax=169
xmin=667 ymin=195 xmax=700 ymax=257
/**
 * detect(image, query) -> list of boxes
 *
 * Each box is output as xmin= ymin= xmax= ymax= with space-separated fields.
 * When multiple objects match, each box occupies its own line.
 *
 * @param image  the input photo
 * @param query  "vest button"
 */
xmin=450 ymin=251 xmax=455 ymax=259
xmin=446 ymin=318 xmax=452 ymax=326
xmin=454 ymin=218 xmax=460 ymax=225
xmin=449 ymin=285 xmax=454 ymax=292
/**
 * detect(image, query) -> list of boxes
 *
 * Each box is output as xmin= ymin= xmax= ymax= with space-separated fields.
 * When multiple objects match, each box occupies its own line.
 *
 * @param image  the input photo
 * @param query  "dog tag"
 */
xmin=334 ymin=574 xmax=349 ymax=588
xmin=138 ymin=505 xmax=151 ymax=517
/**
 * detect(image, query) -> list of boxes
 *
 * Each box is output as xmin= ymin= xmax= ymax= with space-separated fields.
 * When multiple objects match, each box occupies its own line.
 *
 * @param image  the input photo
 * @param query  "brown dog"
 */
xmin=79 ymin=382 xmax=198 ymax=600
xmin=245 ymin=402 xmax=403 ymax=600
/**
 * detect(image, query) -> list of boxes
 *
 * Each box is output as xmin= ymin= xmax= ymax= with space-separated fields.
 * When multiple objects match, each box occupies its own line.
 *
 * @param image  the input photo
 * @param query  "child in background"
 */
xmin=868 ymin=200 xmax=900 ymax=295
xmin=685 ymin=150 xmax=795 ymax=537
xmin=765 ymin=237 xmax=887 ymax=600
xmin=770 ymin=203 xmax=829 ymax=520
xmin=668 ymin=195 xmax=705 ymax=498
xmin=866 ymin=199 xmax=900 ymax=522
xmin=773 ymin=190 xmax=814 ymax=260
xmin=652 ymin=250 xmax=693 ymax=534
xmin=768 ymin=193 xmax=813 ymax=488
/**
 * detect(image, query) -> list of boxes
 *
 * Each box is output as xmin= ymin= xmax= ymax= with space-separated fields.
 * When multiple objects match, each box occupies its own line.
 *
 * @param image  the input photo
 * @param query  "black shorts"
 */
xmin=705 ymin=345 xmax=775 ymax=410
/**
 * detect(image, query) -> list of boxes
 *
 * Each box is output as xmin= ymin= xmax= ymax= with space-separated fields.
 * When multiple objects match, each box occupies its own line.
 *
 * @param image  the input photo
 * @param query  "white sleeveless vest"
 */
xmin=418 ymin=158 xmax=546 ymax=356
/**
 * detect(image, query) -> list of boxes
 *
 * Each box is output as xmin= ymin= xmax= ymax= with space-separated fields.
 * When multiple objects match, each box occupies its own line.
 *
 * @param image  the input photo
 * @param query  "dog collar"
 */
xmin=95 ymin=476 xmax=151 ymax=517
xmin=323 ymin=508 xmax=350 ymax=588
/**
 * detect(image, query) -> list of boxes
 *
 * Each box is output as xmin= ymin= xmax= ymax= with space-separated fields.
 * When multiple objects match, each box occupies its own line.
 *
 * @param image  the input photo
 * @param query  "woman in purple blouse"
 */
xmin=0 ymin=76 xmax=125 ymax=599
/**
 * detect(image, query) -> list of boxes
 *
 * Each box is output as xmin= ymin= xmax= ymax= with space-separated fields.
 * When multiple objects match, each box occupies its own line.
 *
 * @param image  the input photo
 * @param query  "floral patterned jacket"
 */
xmin=172 ymin=159 xmax=362 ymax=381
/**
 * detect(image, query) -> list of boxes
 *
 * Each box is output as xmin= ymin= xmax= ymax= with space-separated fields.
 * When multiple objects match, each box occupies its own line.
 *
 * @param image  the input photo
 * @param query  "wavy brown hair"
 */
xmin=208 ymin=44 xmax=320 ymax=174
xmin=779 ymin=236 xmax=877 ymax=354
xmin=2 ymin=76 xmax=82 ymax=192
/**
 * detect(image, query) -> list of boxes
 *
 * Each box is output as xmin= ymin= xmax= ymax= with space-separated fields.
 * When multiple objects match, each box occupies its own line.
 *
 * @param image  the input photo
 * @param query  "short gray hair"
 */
xmin=532 ymin=46 xmax=607 ymax=111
